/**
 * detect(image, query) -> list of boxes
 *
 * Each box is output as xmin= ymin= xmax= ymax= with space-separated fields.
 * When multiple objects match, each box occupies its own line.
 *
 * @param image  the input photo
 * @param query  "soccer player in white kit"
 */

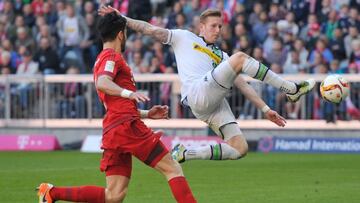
xmin=99 ymin=7 xmax=315 ymax=162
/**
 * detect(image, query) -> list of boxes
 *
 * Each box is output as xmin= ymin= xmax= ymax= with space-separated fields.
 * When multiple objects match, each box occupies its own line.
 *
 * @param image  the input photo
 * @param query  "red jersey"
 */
xmin=93 ymin=48 xmax=139 ymax=134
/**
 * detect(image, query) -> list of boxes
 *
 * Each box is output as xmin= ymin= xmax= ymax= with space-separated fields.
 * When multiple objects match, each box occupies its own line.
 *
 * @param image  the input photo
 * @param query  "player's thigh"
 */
xmin=211 ymin=59 xmax=237 ymax=89
xmin=100 ymin=150 xmax=132 ymax=178
xmin=154 ymin=153 xmax=183 ymax=180
xmin=187 ymin=74 xmax=230 ymax=115
xmin=207 ymin=99 xmax=240 ymax=139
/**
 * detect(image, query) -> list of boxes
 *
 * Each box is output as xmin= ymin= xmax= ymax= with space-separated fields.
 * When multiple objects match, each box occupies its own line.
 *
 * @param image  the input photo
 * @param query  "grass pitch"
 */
xmin=0 ymin=151 xmax=359 ymax=203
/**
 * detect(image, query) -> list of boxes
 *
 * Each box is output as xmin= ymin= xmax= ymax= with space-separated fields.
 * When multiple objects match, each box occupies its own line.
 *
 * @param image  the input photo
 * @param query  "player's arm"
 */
xmin=138 ymin=105 xmax=169 ymax=119
xmin=96 ymin=75 xmax=150 ymax=103
xmin=98 ymin=6 xmax=169 ymax=43
xmin=234 ymin=75 xmax=286 ymax=127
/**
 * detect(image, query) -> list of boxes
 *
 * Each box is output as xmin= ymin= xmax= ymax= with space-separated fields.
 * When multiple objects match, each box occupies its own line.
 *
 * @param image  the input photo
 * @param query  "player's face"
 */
xmin=200 ymin=16 xmax=222 ymax=44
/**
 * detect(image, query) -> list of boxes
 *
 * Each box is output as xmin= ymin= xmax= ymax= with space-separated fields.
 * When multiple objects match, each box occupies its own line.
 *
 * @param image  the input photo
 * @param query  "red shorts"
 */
xmin=100 ymin=119 xmax=168 ymax=177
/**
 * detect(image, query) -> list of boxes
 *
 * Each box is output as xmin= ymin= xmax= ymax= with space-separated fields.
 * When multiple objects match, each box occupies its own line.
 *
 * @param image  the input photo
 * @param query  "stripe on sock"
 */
xmin=212 ymin=144 xmax=221 ymax=160
xmin=219 ymin=144 xmax=222 ymax=160
xmin=210 ymin=145 xmax=213 ymax=160
xmin=255 ymin=63 xmax=269 ymax=81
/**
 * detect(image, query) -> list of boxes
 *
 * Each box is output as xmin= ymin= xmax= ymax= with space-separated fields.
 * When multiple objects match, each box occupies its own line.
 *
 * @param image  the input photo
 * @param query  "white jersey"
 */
xmin=165 ymin=29 xmax=229 ymax=100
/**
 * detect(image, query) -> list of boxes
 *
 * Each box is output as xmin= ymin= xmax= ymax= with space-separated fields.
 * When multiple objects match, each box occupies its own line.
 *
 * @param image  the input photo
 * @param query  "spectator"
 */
xmin=128 ymin=0 xmax=152 ymax=22
xmin=33 ymin=37 xmax=60 ymax=74
xmin=0 ymin=51 xmax=13 ymax=73
xmin=14 ymin=26 xmax=35 ymax=53
xmin=3 ymin=0 xmax=15 ymax=23
xmin=329 ymin=27 xmax=346 ymax=61
xmin=322 ymin=10 xmax=338 ymax=40
xmin=22 ymin=4 xmax=36 ymax=28
xmin=57 ymin=3 xmax=89 ymax=73
xmin=55 ymin=0 xmax=67 ymax=22
xmin=265 ymin=38 xmax=287 ymax=66
xmin=309 ymin=38 xmax=334 ymax=64
xmin=175 ymin=12 xmax=187 ymax=29
xmin=338 ymin=4 xmax=350 ymax=33
xmin=166 ymin=1 xmax=183 ymax=29
xmin=268 ymin=2 xmax=286 ymax=23
xmin=299 ymin=13 xmax=319 ymax=41
xmin=317 ymin=0 xmax=332 ymax=23
xmin=293 ymin=39 xmax=309 ymax=66
xmin=35 ymin=24 xmax=57 ymax=49
xmin=81 ymin=13 xmax=100 ymax=69
xmin=349 ymin=39 xmax=360 ymax=71
xmin=183 ymin=0 xmax=202 ymax=27
xmin=129 ymin=51 xmax=148 ymax=73
xmin=283 ymin=50 xmax=305 ymax=74
xmin=344 ymin=26 xmax=360 ymax=57
xmin=252 ymin=11 xmax=270 ymax=44
xmin=248 ymin=2 xmax=262 ymax=26
xmin=347 ymin=7 xmax=360 ymax=30
xmin=277 ymin=12 xmax=299 ymax=37
xmin=7 ymin=15 xmax=30 ymax=43
xmin=43 ymin=1 xmax=58 ymax=27
xmin=232 ymin=23 xmax=252 ymax=52
xmin=57 ymin=66 xmax=86 ymax=118
xmin=15 ymin=50 xmax=39 ymax=112
xmin=263 ymin=25 xmax=279 ymax=57
xmin=31 ymin=0 xmax=44 ymax=16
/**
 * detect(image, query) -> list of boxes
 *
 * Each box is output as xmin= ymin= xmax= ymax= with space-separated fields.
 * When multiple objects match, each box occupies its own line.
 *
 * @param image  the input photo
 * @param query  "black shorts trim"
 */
xmin=210 ymin=69 xmax=231 ymax=90
xmin=144 ymin=142 xmax=166 ymax=166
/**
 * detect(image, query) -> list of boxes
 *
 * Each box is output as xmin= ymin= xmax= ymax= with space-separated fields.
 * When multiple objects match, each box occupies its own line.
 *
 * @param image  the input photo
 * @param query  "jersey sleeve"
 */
xmin=164 ymin=29 xmax=188 ymax=46
xmin=96 ymin=53 xmax=120 ymax=80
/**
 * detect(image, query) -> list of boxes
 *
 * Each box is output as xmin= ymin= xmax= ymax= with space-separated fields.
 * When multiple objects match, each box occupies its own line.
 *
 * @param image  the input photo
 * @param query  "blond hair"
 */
xmin=199 ymin=9 xmax=222 ymax=23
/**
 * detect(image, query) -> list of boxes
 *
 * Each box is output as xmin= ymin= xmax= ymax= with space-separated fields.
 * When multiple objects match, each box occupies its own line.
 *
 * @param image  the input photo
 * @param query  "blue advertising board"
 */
xmin=258 ymin=137 xmax=360 ymax=153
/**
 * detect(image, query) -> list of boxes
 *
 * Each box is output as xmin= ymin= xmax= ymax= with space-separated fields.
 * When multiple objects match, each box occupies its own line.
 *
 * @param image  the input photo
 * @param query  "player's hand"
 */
xmin=98 ymin=5 xmax=120 ymax=16
xmin=265 ymin=110 xmax=286 ymax=127
xmin=148 ymin=105 xmax=169 ymax=119
xmin=129 ymin=92 xmax=150 ymax=103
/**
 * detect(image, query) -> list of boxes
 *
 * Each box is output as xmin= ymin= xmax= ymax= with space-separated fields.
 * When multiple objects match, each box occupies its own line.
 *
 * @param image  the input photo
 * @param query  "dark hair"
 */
xmin=199 ymin=9 xmax=222 ymax=23
xmin=97 ymin=12 xmax=127 ymax=43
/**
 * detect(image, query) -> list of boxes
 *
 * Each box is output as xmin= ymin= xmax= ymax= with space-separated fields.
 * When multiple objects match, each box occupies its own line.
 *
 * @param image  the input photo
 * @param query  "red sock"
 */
xmin=168 ymin=176 xmax=197 ymax=203
xmin=50 ymin=185 xmax=105 ymax=203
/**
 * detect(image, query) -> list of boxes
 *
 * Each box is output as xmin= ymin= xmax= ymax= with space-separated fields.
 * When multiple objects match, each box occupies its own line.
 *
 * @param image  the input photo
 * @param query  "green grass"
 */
xmin=1 ymin=151 xmax=360 ymax=203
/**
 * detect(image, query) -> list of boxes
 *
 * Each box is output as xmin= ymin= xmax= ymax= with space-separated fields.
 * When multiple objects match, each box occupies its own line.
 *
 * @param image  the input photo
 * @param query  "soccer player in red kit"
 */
xmin=36 ymin=12 xmax=196 ymax=203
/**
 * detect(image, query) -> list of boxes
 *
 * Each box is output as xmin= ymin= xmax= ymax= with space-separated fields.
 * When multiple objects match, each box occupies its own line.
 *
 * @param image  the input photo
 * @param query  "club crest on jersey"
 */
xmin=104 ymin=61 xmax=115 ymax=73
xmin=193 ymin=43 xmax=223 ymax=68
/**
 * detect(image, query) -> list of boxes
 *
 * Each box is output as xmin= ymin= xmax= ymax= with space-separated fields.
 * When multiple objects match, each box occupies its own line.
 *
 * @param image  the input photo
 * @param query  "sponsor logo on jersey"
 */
xmin=193 ymin=43 xmax=223 ymax=67
xmin=104 ymin=60 xmax=115 ymax=73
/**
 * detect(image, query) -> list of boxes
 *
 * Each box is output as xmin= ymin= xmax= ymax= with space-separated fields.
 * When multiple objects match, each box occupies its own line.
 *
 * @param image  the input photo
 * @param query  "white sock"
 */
xmin=185 ymin=143 xmax=241 ymax=160
xmin=242 ymin=57 xmax=297 ymax=94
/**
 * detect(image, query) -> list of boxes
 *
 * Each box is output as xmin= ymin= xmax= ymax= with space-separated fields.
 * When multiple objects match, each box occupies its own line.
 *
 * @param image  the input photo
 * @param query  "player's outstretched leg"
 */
xmin=228 ymin=52 xmax=315 ymax=102
xmin=154 ymin=153 xmax=197 ymax=203
xmin=172 ymin=135 xmax=248 ymax=163
xmin=36 ymin=183 xmax=106 ymax=203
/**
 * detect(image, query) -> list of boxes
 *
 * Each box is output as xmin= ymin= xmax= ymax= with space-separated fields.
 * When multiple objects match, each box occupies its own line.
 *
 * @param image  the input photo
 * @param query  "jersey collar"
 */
xmin=199 ymin=35 xmax=214 ymax=46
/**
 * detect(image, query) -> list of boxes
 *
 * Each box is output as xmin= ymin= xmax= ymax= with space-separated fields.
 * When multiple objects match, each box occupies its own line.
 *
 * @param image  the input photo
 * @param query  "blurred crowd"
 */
xmin=0 ymin=0 xmax=360 ymax=121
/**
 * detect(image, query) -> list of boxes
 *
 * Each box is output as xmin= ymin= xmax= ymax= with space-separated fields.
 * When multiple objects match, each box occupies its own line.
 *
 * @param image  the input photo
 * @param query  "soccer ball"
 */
xmin=320 ymin=75 xmax=350 ymax=104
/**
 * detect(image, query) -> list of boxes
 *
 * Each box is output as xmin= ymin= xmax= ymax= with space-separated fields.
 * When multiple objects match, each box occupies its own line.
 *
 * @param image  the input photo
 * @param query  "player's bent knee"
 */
xmin=228 ymin=52 xmax=248 ymax=73
xmin=105 ymin=188 xmax=128 ymax=203
xmin=155 ymin=154 xmax=184 ymax=180
xmin=227 ymin=136 xmax=249 ymax=158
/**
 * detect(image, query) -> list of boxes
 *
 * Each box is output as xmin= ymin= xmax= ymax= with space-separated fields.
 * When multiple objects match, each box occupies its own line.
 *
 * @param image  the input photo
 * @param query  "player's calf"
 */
xmin=155 ymin=153 xmax=184 ymax=180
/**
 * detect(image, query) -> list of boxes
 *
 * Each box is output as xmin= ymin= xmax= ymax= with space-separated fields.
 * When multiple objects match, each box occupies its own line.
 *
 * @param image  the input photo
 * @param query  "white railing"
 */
xmin=0 ymin=74 xmax=359 ymax=128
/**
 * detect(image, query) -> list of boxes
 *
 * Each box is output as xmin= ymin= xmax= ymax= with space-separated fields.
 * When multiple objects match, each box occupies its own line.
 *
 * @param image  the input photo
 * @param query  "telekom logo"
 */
xmin=17 ymin=135 xmax=30 ymax=150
